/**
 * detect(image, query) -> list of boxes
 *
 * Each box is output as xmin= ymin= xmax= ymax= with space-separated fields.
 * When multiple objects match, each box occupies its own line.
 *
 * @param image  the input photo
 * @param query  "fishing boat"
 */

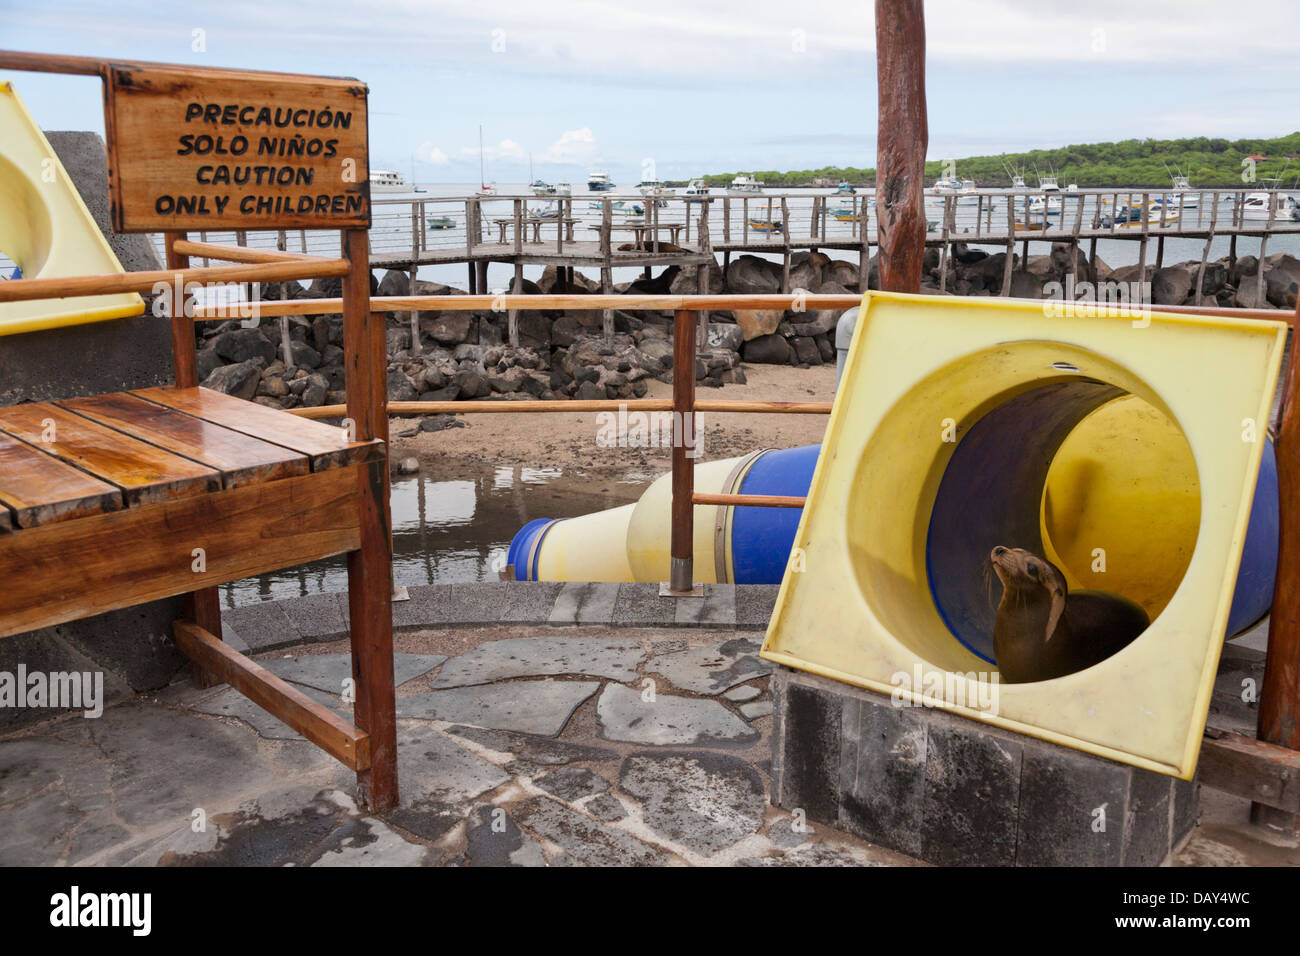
xmin=932 ymin=176 xmax=961 ymax=194
xmin=836 ymin=181 xmax=855 ymax=194
xmin=1064 ymin=183 xmax=1082 ymax=197
xmin=729 ymin=174 xmax=764 ymax=194
xmin=748 ymin=218 xmax=782 ymax=233
xmin=611 ymin=200 xmax=645 ymax=216
xmin=1239 ymin=191 xmax=1300 ymax=222
xmin=370 ymin=169 xmax=410 ymax=193
xmin=1166 ymin=168 xmax=1198 ymax=209
xmin=530 ymin=179 xmax=557 ymax=196
xmin=831 ymin=206 xmax=861 ymax=222
xmin=1099 ymin=198 xmax=1182 ymax=228
xmin=426 ymin=215 xmax=455 ymax=230
xmin=588 ymin=168 xmax=615 ymax=191
xmin=684 ymin=179 xmax=712 ymax=201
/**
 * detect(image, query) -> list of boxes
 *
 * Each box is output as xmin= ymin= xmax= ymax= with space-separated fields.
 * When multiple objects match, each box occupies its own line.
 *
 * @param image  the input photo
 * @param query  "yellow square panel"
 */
xmin=0 ymin=81 xmax=144 ymax=336
xmin=760 ymin=291 xmax=1286 ymax=778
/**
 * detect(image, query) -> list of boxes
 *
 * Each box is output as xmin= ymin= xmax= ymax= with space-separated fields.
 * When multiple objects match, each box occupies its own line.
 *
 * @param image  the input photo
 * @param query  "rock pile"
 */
xmin=192 ymin=246 xmax=1299 ymax=409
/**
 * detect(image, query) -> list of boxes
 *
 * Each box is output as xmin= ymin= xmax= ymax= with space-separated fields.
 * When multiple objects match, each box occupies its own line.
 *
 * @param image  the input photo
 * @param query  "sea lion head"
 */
xmin=990 ymin=546 xmax=1068 ymax=641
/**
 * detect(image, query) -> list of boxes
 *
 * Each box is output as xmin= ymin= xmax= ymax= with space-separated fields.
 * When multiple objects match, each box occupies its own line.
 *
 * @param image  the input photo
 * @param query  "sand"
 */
xmin=389 ymin=364 xmax=836 ymax=491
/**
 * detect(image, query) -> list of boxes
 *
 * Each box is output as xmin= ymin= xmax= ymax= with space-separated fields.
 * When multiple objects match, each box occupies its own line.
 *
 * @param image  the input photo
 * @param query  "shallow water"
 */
xmin=219 ymin=461 xmax=646 ymax=608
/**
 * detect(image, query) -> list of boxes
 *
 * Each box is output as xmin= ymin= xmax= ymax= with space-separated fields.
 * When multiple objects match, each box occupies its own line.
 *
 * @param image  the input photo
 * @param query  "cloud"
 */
xmin=540 ymin=128 xmax=597 ymax=165
xmin=416 ymin=142 xmax=449 ymax=164
xmin=460 ymin=138 xmax=527 ymax=161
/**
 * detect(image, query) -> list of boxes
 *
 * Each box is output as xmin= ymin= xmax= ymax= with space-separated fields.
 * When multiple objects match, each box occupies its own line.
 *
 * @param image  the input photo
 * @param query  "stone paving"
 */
xmin=0 ymin=584 xmax=1293 ymax=867
xmin=0 ymin=585 xmax=910 ymax=866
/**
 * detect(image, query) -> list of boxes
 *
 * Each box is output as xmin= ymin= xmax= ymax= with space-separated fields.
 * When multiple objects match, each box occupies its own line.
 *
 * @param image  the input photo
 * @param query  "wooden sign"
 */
xmin=103 ymin=65 xmax=370 ymax=232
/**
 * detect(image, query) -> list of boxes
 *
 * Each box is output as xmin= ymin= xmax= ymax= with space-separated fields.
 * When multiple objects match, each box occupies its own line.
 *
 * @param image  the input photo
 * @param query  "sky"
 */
xmin=2 ymin=0 xmax=1299 ymax=185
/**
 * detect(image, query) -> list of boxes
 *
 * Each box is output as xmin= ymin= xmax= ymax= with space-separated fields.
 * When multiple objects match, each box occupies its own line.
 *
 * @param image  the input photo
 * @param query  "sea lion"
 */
xmin=989 ymin=546 xmax=1149 ymax=683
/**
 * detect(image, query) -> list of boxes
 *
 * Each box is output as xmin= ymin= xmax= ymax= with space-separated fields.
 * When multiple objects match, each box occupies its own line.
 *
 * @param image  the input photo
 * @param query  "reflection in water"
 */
xmin=220 ymin=461 xmax=642 ymax=608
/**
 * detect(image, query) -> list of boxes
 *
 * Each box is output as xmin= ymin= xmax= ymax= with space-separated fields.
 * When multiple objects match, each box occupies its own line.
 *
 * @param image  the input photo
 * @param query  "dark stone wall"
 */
xmin=0 ymin=132 xmax=186 ymax=732
xmin=0 ymin=131 xmax=174 ymax=405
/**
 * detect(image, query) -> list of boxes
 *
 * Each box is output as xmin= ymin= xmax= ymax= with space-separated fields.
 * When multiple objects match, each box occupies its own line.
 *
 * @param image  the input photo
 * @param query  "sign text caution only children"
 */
xmin=103 ymin=65 xmax=370 ymax=232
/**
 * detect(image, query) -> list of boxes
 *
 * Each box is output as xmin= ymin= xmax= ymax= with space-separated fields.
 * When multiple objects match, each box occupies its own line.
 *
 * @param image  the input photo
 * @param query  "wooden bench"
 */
xmin=493 ymin=216 xmax=581 ymax=243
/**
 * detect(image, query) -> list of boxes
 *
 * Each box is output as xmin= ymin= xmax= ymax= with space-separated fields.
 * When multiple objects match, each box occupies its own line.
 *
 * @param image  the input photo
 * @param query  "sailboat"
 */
xmin=411 ymin=154 xmax=427 ymax=194
xmin=476 ymin=125 xmax=497 ymax=197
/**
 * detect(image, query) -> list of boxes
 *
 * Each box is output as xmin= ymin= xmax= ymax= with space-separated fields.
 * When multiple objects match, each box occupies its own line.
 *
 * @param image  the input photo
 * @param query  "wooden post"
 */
xmin=468 ymin=261 xmax=476 ymax=294
xmin=724 ymin=196 xmax=731 ymax=243
xmin=875 ymin=0 xmax=927 ymax=292
xmin=1256 ymin=300 xmax=1300 ymax=834
xmin=509 ymin=261 xmax=523 ymax=347
xmin=601 ymin=199 xmax=613 ymax=345
xmin=277 ymin=229 xmax=294 ymax=370
xmin=669 ymin=308 xmax=696 ymax=594
xmin=859 ymin=204 xmax=870 ymax=290
xmin=1002 ymin=195 xmax=1015 ymax=296
xmin=781 ymin=197 xmax=791 ymax=292
xmin=1194 ymin=191 xmax=1219 ymax=306
xmin=341 ymin=227 xmax=397 ymax=811
xmin=164 ymin=230 xmax=222 ymax=688
xmin=408 ymin=265 xmax=420 ymax=356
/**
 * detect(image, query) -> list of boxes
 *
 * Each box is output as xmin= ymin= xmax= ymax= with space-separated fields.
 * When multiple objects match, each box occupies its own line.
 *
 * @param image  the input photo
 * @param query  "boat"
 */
xmin=534 ymin=202 xmax=561 ymax=220
xmin=932 ymin=176 xmax=961 ymax=194
xmin=1099 ymin=198 xmax=1182 ymax=228
xmin=554 ymin=182 xmax=572 ymax=196
xmin=684 ymin=179 xmax=712 ymax=201
xmin=836 ymin=181 xmax=854 ymax=194
xmin=426 ymin=215 xmax=455 ymax=230
xmin=476 ymin=125 xmax=496 ymax=196
xmin=1239 ymin=191 xmax=1300 ymax=222
xmin=410 ymin=155 xmax=427 ymax=193
xmin=369 ymin=169 xmax=410 ymax=193
xmin=729 ymin=174 xmax=764 ymax=194
xmin=588 ymin=168 xmax=615 ymax=191
xmin=748 ymin=218 xmax=782 ymax=233
xmin=530 ymin=179 xmax=557 ymax=196
xmin=1166 ymin=168 xmax=1198 ymax=209
xmin=1064 ymin=183 xmax=1082 ymax=197
xmin=612 ymin=200 xmax=645 ymax=216
xmin=957 ymin=178 xmax=980 ymax=205
xmin=831 ymin=207 xmax=861 ymax=222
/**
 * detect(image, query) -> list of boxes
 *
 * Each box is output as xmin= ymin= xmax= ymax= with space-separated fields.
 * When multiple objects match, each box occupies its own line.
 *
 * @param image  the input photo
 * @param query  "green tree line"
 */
xmin=698 ymin=133 xmax=1300 ymax=189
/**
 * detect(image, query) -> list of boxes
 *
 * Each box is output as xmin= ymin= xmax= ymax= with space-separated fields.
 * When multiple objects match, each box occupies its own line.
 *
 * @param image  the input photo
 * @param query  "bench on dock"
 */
xmin=492 ymin=216 xmax=581 ymax=243
xmin=596 ymin=221 xmax=686 ymax=250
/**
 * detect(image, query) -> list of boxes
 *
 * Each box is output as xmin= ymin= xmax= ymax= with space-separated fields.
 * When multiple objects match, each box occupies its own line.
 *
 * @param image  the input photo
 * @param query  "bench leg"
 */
xmin=184 ymin=588 xmax=223 ymax=687
xmin=348 ymin=458 xmax=398 ymax=811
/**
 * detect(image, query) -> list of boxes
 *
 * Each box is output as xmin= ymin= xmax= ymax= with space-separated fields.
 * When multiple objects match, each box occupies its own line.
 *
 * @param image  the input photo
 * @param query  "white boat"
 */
xmin=1240 ymin=191 xmax=1300 ymax=222
xmin=534 ymin=201 xmax=561 ymax=220
xmin=729 ymin=174 xmax=764 ymax=194
xmin=684 ymin=179 xmax=712 ymax=201
xmin=1167 ymin=173 xmax=1198 ymax=209
xmin=588 ymin=169 xmax=615 ymax=191
xmin=638 ymin=179 xmax=675 ymax=198
xmin=530 ymin=179 xmax=556 ymax=196
xmin=477 ymin=182 xmax=498 ymax=197
xmin=957 ymin=178 xmax=980 ymax=205
xmin=554 ymin=182 xmax=572 ymax=196
xmin=932 ymin=176 xmax=961 ymax=194
xmin=1064 ymin=183 xmax=1081 ymax=197
xmin=1010 ymin=174 xmax=1026 ymax=189
xmin=370 ymin=169 xmax=410 ymax=193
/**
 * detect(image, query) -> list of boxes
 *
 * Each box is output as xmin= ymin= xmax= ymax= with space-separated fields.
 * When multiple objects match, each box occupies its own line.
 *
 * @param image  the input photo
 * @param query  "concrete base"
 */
xmin=770 ymin=666 xmax=1199 ymax=866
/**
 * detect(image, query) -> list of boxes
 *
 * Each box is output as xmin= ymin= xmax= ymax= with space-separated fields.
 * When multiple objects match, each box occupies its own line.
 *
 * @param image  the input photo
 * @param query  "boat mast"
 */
xmin=479 ymin=125 xmax=486 ymax=190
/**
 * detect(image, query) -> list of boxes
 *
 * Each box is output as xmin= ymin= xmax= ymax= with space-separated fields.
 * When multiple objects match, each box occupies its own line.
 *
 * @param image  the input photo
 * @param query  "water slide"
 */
xmin=0 ymin=82 xmax=143 ymax=334
xmin=508 ymin=396 xmax=1279 ymax=645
